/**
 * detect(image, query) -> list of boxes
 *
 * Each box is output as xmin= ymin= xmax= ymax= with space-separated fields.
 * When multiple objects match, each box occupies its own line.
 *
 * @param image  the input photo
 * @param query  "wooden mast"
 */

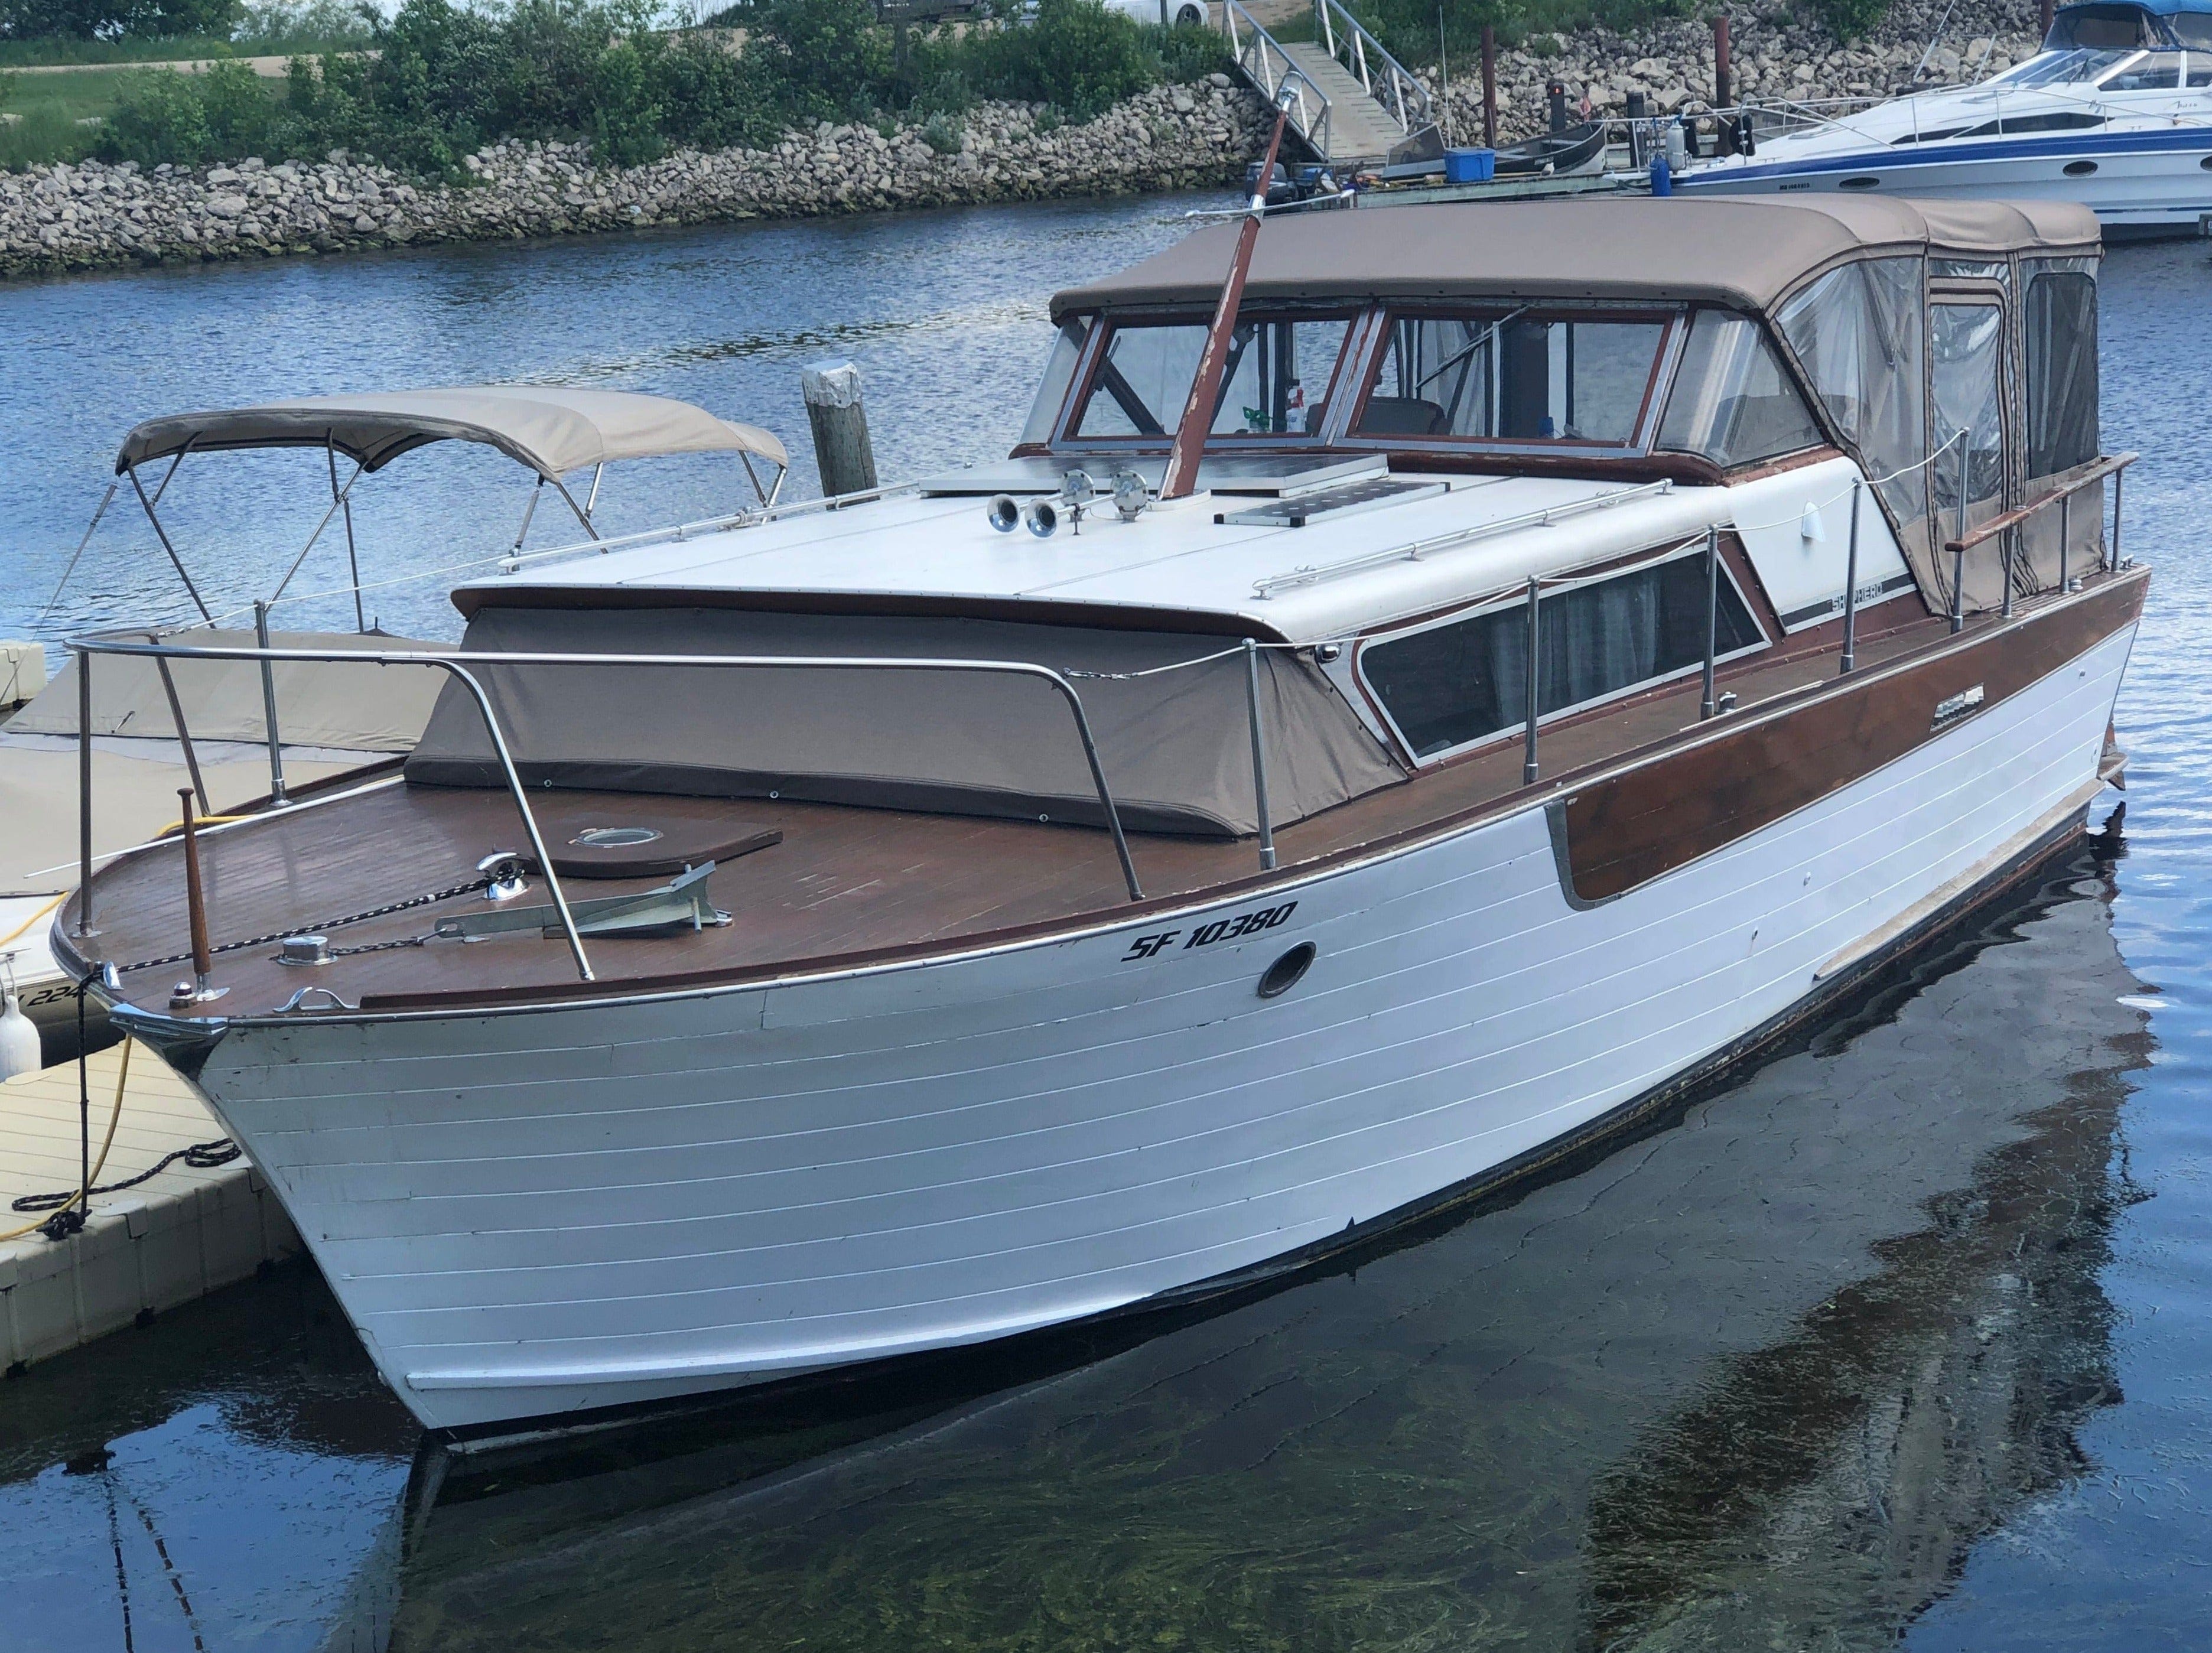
xmin=1158 ymin=109 xmax=1291 ymax=502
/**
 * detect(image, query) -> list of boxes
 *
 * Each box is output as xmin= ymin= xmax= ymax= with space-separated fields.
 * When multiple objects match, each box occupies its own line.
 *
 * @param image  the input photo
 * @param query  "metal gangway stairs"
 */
xmin=1222 ymin=0 xmax=1439 ymax=169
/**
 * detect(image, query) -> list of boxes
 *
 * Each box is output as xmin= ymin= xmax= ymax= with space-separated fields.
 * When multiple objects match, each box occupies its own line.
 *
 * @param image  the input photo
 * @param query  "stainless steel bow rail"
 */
xmin=62 ymin=639 xmax=1147 ymax=993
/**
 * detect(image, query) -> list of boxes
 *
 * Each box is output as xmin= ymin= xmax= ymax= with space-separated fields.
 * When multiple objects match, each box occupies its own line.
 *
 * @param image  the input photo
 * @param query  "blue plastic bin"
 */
xmin=1443 ymin=148 xmax=1497 ymax=184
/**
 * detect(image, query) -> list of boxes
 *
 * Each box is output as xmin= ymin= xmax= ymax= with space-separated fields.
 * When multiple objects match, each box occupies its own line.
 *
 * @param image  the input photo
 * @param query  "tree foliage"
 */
xmin=60 ymin=0 xmax=1228 ymax=173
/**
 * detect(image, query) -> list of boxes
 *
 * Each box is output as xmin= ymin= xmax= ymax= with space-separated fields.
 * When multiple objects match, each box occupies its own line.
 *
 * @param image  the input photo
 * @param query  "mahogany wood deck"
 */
xmin=64 ymin=567 xmax=2145 ymax=1022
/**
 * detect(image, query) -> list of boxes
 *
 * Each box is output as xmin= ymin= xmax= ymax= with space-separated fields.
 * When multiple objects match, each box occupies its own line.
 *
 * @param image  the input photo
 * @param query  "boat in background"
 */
xmin=1674 ymin=0 xmax=2212 ymax=237
xmin=2 ymin=389 xmax=788 ymax=1063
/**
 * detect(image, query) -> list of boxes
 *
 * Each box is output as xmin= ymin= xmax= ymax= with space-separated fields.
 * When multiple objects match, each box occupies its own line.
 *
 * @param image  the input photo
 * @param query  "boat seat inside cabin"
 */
xmin=1359 ymin=396 xmax=1450 ymax=437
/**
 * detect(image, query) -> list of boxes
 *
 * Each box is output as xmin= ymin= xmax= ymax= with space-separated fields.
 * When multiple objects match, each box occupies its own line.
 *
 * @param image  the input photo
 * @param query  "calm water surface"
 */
xmin=2 ymin=208 xmax=2210 ymax=1652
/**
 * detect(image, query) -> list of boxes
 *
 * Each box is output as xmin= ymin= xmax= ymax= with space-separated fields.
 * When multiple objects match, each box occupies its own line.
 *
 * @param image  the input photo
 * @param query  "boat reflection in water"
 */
xmin=375 ymin=824 xmax=2147 ymax=1652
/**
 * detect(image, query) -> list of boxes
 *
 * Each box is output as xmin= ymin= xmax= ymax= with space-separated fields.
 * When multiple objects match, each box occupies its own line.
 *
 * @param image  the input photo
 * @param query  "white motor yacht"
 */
xmin=1676 ymin=0 xmax=2212 ymax=238
xmin=60 ymin=198 xmax=2143 ymax=1436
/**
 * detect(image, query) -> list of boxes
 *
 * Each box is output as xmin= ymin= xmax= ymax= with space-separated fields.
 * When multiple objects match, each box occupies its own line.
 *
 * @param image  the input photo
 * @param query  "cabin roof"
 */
xmin=453 ymin=461 xmax=1871 ymax=646
xmin=1049 ymin=198 xmax=2101 ymax=321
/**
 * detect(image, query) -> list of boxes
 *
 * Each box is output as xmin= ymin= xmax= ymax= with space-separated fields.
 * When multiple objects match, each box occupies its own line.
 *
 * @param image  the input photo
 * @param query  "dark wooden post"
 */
xmin=1713 ymin=14 xmax=1731 ymax=109
xmin=801 ymin=361 xmax=880 ymax=499
xmin=1481 ymin=24 xmax=1497 ymax=148
xmin=2039 ymin=0 xmax=2054 ymax=38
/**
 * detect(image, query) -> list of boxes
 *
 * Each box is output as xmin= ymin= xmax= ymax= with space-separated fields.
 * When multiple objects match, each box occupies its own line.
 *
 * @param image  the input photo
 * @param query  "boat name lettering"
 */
xmin=1122 ymin=902 xmax=1298 ymax=961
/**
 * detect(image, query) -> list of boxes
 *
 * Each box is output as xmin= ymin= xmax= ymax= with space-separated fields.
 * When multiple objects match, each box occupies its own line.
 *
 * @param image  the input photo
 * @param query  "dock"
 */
xmin=1 ymin=1040 xmax=298 ymax=1373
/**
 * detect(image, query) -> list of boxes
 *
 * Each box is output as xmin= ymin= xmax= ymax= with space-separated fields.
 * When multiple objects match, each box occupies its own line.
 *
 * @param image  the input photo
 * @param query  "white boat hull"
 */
xmin=1678 ymin=130 xmax=2212 ymax=237
xmin=144 ymin=623 xmax=2134 ymax=1431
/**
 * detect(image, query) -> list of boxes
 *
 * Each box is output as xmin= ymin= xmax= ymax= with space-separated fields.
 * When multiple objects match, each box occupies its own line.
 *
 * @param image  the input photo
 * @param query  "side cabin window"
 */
xmin=1655 ymin=311 xmax=1826 ymax=470
xmin=1065 ymin=313 xmax=1354 ymax=440
xmin=1357 ymin=546 xmax=1765 ymax=763
xmin=1350 ymin=310 xmax=1671 ymax=447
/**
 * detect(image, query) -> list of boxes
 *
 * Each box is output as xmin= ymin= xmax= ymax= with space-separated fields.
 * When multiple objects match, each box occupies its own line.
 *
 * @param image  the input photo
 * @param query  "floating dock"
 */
xmin=1 ymin=1040 xmax=298 ymax=1372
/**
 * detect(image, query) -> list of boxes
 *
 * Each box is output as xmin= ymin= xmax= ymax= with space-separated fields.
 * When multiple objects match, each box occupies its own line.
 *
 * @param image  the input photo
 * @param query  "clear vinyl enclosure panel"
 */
xmin=1063 ymin=314 xmax=1355 ymax=440
xmin=1351 ymin=312 xmax=1669 ymax=445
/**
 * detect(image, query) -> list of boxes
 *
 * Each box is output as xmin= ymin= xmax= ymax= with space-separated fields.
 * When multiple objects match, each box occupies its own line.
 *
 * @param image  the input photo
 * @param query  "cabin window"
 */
xmin=1777 ymin=257 xmax=1928 ymax=536
xmin=1655 ymin=313 xmax=1824 ymax=468
xmin=1351 ymin=311 xmax=1669 ymax=446
xmin=1358 ymin=546 xmax=1764 ymax=762
xmin=1022 ymin=319 xmax=1091 ymax=445
xmin=1930 ymin=258 xmax=2009 ymax=281
xmin=2025 ymin=271 xmax=2099 ymax=478
xmin=1068 ymin=315 xmax=1352 ymax=440
xmin=2178 ymin=14 xmax=2212 ymax=47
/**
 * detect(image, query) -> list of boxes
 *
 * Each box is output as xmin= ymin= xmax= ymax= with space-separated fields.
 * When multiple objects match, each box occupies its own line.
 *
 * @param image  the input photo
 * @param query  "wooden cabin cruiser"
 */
xmin=57 ymin=198 xmax=2143 ymax=1434
xmin=1675 ymin=0 xmax=2212 ymax=238
xmin=2 ymin=388 xmax=786 ymax=1063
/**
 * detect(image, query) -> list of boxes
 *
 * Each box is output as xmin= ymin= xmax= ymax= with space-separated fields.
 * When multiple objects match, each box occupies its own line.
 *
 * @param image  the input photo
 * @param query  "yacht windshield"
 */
xmin=1992 ymin=47 xmax=2135 ymax=84
xmin=1351 ymin=311 xmax=1671 ymax=447
xmin=1065 ymin=314 xmax=1353 ymax=440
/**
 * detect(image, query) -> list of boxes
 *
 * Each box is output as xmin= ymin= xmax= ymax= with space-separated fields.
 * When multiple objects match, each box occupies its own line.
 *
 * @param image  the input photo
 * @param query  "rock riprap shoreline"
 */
xmin=0 ymin=77 xmax=1270 ymax=281
xmin=1442 ymin=0 xmax=2044 ymax=141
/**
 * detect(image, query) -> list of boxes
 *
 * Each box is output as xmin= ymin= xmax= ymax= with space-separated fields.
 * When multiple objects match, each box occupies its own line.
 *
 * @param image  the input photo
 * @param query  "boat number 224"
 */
xmin=1121 ymin=902 xmax=1299 ymax=961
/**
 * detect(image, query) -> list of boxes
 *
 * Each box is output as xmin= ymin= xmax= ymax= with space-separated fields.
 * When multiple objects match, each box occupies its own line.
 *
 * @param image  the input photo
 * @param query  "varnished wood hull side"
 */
xmin=1559 ymin=574 xmax=2147 ymax=903
xmin=125 ymin=614 xmax=2138 ymax=1431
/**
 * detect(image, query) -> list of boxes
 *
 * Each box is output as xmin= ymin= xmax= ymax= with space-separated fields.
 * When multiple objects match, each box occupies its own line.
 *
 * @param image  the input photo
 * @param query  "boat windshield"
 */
xmin=1990 ymin=47 xmax=2138 ymax=85
xmin=1350 ymin=310 xmax=1672 ymax=448
xmin=1063 ymin=313 xmax=1355 ymax=441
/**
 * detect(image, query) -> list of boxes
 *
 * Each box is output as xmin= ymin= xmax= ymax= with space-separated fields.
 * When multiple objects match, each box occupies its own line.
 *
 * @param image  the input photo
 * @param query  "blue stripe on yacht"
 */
xmin=1683 ymin=123 xmax=2212 ymax=188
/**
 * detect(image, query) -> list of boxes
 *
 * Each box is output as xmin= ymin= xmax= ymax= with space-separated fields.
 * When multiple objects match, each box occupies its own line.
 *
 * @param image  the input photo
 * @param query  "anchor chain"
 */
xmin=113 ymin=875 xmax=493 ymax=975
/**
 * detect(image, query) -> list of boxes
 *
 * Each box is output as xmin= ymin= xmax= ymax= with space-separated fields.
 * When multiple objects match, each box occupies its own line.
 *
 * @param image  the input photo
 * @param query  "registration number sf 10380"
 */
xmin=1121 ymin=902 xmax=1299 ymax=962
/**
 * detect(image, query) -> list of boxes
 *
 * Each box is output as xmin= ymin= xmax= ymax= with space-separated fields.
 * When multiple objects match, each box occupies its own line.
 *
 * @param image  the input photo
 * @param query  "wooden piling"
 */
xmin=801 ymin=361 xmax=880 ymax=500
xmin=1481 ymin=25 xmax=1497 ymax=148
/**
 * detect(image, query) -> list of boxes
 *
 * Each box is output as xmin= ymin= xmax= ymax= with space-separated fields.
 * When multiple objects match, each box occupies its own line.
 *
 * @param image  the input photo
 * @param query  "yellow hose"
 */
xmin=0 ymin=892 xmax=66 ymax=952
xmin=0 ymin=1037 xmax=134 ymax=1244
xmin=154 ymin=813 xmax=253 ymax=839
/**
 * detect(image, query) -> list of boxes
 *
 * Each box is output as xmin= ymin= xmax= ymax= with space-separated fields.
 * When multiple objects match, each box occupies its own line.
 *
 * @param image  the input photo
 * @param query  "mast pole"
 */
xmin=1159 ymin=108 xmax=1291 ymax=502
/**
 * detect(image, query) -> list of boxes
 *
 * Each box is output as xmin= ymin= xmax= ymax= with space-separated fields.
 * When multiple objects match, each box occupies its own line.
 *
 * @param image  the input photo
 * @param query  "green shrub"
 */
xmin=747 ymin=0 xmax=887 ymax=122
xmin=96 ymin=64 xmax=210 ymax=163
xmin=1146 ymin=16 xmax=1230 ymax=83
xmin=920 ymin=106 xmax=960 ymax=152
xmin=962 ymin=0 xmax=1154 ymax=123
xmin=199 ymin=56 xmax=272 ymax=152
xmin=1807 ymin=0 xmax=1889 ymax=41
xmin=0 ymin=100 xmax=92 ymax=168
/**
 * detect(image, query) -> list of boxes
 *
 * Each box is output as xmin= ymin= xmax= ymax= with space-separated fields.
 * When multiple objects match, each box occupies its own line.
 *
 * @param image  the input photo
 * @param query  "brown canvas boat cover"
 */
xmin=114 ymin=388 xmax=789 ymax=481
xmin=11 ymin=629 xmax=447 ymax=752
xmin=1051 ymin=197 xmax=2101 ymax=320
xmin=404 ymin=607 xmax=1407 ymax=838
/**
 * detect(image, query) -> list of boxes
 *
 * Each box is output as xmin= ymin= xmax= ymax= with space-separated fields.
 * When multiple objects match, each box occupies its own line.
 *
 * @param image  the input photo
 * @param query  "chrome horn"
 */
xmin=1023 ymin=497 xmax=1061 ymax=538
xmin=985 ymin=494 xmax=1022 ymax=533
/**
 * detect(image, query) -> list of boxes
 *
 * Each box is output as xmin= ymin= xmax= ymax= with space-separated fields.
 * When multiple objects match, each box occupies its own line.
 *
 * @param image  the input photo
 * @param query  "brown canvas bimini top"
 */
xmin=115 ymin=387 xmax=789 ymax=481
xmin=1050 ymin=197 xmax=2102 ymax=320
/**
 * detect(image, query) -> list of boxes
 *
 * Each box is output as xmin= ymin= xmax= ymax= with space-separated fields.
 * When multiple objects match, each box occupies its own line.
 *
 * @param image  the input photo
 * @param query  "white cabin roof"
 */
xmin=456 ymin=458 xmax=1887 ymax=645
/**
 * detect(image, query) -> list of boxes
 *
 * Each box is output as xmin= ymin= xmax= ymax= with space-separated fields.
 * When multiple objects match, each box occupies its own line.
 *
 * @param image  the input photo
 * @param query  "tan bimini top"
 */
xmin=114 ymin=386 xmax=790 ymax=481
xmin=1050 ymin=197 xmax=2102 ymax=320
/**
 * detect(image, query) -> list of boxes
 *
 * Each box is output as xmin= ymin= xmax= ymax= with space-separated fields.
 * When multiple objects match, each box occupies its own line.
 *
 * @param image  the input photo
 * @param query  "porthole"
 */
xmin=1838 ymin=175 xmax=1881 ymax=190
xmin=2201 ymin=154 xmax=2212 ymax=170
xmin=1258 ymin=942 xmax=1317 ymax=999
xmin=2064 ymin=160 xmax=2099 ymax=177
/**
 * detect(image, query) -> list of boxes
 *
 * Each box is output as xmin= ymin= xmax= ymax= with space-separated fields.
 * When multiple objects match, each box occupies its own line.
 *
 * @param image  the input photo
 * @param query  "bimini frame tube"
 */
xmin=124 ymin=463 xmax=213 ymax=624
